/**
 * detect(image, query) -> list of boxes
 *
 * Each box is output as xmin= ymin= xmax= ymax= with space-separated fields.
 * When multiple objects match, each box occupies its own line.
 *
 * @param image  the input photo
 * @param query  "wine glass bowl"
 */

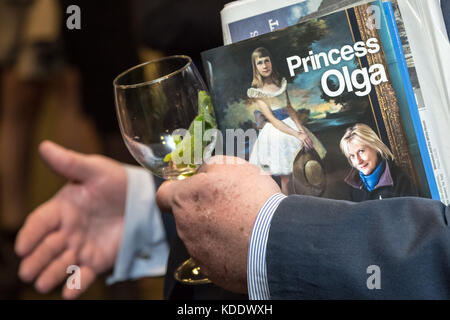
xmin=114 ymin=55 xmax=211 ymax=180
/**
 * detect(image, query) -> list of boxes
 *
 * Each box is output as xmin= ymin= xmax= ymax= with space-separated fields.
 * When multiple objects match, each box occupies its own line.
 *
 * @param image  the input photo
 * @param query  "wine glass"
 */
xmin=113 ymin=55 xmax=217 ymax=284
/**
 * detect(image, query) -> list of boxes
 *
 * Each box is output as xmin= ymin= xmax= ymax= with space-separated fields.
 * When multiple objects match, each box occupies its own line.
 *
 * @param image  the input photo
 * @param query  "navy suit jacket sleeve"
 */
xmin=266 ymin=195 xmax=450 ymax=299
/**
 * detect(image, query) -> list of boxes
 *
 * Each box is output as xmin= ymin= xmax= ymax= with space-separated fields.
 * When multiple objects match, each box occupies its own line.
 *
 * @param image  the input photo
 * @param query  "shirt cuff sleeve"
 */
xmin=106 ymin=165 xmax=170 ymax=285
xmin=247 ymin=193 xmax=287 ymax=300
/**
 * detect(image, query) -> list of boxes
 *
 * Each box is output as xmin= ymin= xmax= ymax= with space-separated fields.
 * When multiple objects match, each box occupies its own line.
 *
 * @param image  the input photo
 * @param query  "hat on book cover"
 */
xmin=291 ymin=148 xmax=326 ymax=196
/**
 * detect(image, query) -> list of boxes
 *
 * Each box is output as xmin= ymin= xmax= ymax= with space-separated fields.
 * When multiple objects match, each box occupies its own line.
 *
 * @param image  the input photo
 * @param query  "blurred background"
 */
xmin=0 ymin=0 xmax=228 ymax=299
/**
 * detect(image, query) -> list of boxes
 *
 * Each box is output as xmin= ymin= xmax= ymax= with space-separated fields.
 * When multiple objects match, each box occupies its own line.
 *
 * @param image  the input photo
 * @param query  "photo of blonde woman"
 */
xmin=340 ymin=123 xmax=418 ymax=201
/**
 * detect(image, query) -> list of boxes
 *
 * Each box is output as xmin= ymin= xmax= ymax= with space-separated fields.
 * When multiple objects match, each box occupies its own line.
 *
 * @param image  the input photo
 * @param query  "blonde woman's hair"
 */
xmin=251 ymin=47 xmax=281 ymax=88
xmin=340 ymin=123 xmax=394 ymax=164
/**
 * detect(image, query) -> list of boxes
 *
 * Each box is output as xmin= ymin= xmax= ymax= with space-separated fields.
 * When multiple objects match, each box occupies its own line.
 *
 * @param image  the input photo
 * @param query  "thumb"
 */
xmin=39 ymin=140 xmax=96 ymax=182
xmin=155 ymin=173 xmax=209 ymax=214
xmin=155 ymin=180 xmax=177 ymax=213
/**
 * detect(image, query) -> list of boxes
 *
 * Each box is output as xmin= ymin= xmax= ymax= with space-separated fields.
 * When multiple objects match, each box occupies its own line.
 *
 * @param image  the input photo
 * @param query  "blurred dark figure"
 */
xmin=58 ymin=0 xmax=229 ymax=163
xmin=59 ymin=0 xmax=141 ymax=164
xmin=138 ymin=0 xmax=229 ymax=74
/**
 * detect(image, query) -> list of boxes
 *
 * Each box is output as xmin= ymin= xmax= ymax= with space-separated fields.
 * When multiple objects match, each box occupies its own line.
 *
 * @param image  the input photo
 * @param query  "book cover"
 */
xmin=202 ymin=1 xmax=433 ymax=200
xmin=219 ymin=0 xmax=443 ymax=200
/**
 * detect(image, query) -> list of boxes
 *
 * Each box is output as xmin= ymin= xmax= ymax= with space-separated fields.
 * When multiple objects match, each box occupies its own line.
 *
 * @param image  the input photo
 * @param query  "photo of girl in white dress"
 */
xmin=247 ymin=47 xmax=327 ymax=194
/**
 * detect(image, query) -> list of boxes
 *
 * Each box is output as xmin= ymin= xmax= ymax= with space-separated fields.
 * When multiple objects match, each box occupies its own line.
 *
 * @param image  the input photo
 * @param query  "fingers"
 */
xmin=307 ymin=137 xmax=314 ymax=149
xmin=39 ymin=140 xmax=96 ymax=182
xmin=300 ymin=135 xmax=313 ymax=150
xmin=22 ymin=243 xmax=97 ymax=300
xmin=18 ymin=231 xmax=66 ymax=283
xmin=15 ymin=200 xmax=61 ymax=257
xmin=305 ymin=139 xmax=313 ymax=150
xmin=34 ymin=249 xmax=76 ymax=294
xmin=62 ymin=266 xmax=96 ymax=300
xmin=156 ymin=157 xmax=257 ymax=213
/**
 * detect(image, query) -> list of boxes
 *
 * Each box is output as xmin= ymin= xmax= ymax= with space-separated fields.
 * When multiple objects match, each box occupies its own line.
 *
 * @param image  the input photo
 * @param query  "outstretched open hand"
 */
xmin=15 ymin=141 xmax=127 ymax=299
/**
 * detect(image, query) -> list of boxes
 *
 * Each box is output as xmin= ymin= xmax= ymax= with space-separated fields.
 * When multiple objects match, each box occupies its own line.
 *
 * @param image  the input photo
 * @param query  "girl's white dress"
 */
xmin=247 ymin=79 xmax=326 ymax=175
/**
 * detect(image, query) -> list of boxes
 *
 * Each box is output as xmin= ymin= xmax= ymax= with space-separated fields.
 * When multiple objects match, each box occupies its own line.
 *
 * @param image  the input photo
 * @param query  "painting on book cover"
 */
xmin=202 ymin=3 xmax=432 ymax=201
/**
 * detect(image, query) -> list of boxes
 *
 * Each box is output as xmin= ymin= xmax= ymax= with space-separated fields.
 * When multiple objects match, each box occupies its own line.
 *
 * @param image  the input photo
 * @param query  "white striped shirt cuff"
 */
xmin=248 ymin=193 xmax=287 ymax=300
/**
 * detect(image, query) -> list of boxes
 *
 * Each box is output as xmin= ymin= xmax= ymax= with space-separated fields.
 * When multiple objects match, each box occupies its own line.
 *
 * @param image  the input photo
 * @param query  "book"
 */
xmin=201 ymin=0 xmax=437 ymax=201
xmin=221 ymin=0 xmax=371 ymax=45
xmin=221 ymin=0 xmax=321 ymax=45
xmin=378 ymin=1 xmax=439 ymax=200
xmin=218 ymin=0 xmax=450 ymax=203
xmin=394 ymin=0 xmax=450 ymax=204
